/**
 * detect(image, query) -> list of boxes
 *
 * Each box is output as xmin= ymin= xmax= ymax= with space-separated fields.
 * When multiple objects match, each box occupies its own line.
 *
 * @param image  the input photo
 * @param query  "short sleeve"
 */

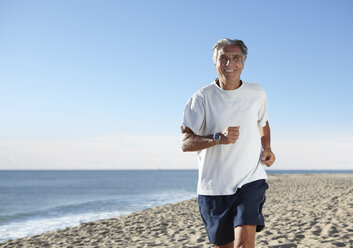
xmin=181 ymin=93 xmax=205 ymax=135
xmin=257 ymin=89 xmax=268 ymax=127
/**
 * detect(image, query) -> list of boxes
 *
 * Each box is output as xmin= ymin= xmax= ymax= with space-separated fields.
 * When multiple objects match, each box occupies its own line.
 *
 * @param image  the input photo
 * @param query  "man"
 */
xmin=181 ymin=38 xmax=275 ymax=248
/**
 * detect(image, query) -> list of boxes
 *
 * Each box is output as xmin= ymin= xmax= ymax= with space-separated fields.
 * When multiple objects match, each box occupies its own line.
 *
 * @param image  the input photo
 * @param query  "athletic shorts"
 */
xmin=198 ymin=179 xmax=268 ymax=246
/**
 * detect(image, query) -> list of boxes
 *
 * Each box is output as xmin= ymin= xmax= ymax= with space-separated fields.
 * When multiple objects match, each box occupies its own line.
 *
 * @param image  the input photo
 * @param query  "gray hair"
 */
xmin=212 ymin=38 xmax=248 ymax=65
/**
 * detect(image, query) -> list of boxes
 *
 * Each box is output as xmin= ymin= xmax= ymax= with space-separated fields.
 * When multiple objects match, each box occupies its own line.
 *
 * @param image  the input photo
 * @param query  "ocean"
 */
xmin=1 ymin=169 xmax=352 ymax=242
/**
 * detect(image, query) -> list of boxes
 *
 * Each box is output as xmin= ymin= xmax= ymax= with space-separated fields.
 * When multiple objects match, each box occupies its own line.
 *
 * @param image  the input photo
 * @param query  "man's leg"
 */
xmin=214 ymin=225 xmax=256 ymax=248
xmin=215 ymin=241 xmax=234 ymax=248
xmin=233 ymin=225 xmax=256 ymax=248
xmin=231 ymin=180 xmax=268 ymax=248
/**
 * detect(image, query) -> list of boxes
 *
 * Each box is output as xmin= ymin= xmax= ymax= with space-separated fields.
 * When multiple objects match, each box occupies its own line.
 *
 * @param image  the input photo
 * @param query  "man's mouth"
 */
xmin=225 ymin=69 xmax=235 ymax=73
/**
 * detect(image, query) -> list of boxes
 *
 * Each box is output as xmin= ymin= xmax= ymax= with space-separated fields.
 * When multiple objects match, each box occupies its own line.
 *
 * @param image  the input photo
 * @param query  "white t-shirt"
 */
xmin=181 ymin=80 xmax=268 ymax=195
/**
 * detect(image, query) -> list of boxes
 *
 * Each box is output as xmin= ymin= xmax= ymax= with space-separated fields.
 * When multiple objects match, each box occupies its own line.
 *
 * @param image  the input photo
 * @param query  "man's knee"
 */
xmin=215 ymin=241 xmax=234 ymax=248
xmin=233 ymin=225 xmax=256 ymax=248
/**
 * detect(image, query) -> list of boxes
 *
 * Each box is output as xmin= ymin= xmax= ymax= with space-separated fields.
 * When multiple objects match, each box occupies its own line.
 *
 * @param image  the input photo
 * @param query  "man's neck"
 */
xmin=218 ymin=79 xmax=242 ymax=90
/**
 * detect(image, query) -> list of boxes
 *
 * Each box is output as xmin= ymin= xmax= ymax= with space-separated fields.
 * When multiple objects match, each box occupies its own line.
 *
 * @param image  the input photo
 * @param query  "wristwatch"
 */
xmin=213 ymin=132 xmax=221 ymax=145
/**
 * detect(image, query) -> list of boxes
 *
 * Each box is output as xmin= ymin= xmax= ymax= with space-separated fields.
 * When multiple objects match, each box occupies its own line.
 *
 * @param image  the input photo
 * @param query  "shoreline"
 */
xmin=1 ymin=173 xmax=353 ymax=247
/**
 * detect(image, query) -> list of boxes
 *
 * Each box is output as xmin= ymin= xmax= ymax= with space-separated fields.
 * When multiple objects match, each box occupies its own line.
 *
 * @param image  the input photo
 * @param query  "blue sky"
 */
xmin=1 ymin=0 xmax=352 ymax=170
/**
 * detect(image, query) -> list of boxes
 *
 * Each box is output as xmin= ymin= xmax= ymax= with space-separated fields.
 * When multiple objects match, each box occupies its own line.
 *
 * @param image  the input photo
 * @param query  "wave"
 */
xmin=0 ymin=199 xmax=116 ymax=224
xmin=0 ymin=210 xmax=129 ymax=242
xmin=0 ymin=189 xmax=196 ymax=242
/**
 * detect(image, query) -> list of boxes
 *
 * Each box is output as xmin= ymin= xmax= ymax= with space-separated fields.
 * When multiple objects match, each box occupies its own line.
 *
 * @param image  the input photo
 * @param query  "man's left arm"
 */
xmin=259 ymin=121 xmax=276 ymax=167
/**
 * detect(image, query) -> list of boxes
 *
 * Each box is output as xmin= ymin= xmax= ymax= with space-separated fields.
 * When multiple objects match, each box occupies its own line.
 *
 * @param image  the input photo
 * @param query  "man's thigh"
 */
xmin=233 ymin=225 xmax=256 ymax=248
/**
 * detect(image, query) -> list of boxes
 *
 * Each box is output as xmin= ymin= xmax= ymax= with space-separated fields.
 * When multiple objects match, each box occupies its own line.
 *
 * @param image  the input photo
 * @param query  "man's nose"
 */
xmin=226 ymin=59 xmax=230 ymax=66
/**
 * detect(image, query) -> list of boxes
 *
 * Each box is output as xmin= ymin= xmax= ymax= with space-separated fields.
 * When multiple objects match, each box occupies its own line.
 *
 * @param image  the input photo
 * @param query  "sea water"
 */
xmin=0 ymin=170 xmax=197 ymax=242
xmin=1 ymin=169 xmax=352 ymax=242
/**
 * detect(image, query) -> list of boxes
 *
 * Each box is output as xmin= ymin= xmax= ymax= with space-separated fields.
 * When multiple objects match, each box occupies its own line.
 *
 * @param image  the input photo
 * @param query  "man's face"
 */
xmin=215 ymin=45 xmax=244 ymax=83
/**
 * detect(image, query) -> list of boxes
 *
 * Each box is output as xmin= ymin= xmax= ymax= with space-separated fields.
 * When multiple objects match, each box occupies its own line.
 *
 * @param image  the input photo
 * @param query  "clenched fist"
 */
xmin=220 ymin=126 xmax=239 ymax=144
xmin=261 ymin=149 xmax=276 ymax=167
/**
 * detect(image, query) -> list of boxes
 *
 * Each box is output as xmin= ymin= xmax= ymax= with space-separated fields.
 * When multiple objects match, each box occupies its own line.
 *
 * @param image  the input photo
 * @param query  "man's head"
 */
xmin=212 ymin=39 xmax=248 ymax=65
xmin=213 ymin=39 xmax=248 ymax=86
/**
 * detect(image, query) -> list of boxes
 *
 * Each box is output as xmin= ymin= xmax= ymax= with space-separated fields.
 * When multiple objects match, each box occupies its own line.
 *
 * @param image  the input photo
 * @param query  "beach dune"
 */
xmin=1 ymin=173 xmax=352 ymax=248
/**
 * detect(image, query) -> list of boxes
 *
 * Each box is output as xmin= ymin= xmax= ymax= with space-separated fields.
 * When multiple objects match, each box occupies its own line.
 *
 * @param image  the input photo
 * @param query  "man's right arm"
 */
xmin=181 ymin=126 xmax=239 ymax=152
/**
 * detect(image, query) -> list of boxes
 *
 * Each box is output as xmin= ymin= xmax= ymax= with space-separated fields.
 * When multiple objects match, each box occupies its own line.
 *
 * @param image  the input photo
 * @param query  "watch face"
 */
xmin=215 ymin=133 xmax=221 ymax=140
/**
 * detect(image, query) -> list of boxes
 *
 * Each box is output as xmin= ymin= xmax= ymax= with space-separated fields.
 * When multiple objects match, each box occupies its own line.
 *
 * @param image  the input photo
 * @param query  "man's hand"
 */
xmin=220 ymin=126 xmax=240 ymax=144
xmin=261 ymin=149 xmax=275 ymax=167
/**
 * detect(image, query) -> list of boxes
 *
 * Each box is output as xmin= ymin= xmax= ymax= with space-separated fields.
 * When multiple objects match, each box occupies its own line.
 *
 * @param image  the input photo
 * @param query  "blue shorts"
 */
xmin=198 ymin=179 xmax=268 ymax=246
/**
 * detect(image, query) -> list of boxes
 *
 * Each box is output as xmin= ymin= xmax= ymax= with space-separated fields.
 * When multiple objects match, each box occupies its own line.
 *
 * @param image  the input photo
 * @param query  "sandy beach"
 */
xmin=1 ymin=173 xmax=352 ymax=248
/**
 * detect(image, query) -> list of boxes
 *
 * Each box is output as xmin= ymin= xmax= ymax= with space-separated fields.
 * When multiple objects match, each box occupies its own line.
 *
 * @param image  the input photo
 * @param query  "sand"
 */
xmin=1 ymin=173 xmax=352 ymax=248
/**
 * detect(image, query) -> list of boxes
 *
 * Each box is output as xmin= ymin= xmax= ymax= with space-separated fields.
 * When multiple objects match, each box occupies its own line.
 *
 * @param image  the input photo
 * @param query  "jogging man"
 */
xmin=181 ymin=38 xmax=275 ymax=248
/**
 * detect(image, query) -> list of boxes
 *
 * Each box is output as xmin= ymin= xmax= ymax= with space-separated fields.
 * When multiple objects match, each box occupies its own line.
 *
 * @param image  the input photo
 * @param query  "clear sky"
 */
xmin=1 ymin=0 xmax=352 ymax=170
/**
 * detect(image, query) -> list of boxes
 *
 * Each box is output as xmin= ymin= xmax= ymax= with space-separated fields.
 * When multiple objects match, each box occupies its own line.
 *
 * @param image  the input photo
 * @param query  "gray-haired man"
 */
xmin=181 ymin=38 xmax=275 ymax=248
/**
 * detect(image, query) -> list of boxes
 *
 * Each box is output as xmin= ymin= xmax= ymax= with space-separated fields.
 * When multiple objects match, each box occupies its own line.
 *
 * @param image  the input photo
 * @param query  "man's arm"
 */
xmin=181 ymin=126 xmax=239 ymax=152
xmin=258 ymin=121 xmax=276 ymax=167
